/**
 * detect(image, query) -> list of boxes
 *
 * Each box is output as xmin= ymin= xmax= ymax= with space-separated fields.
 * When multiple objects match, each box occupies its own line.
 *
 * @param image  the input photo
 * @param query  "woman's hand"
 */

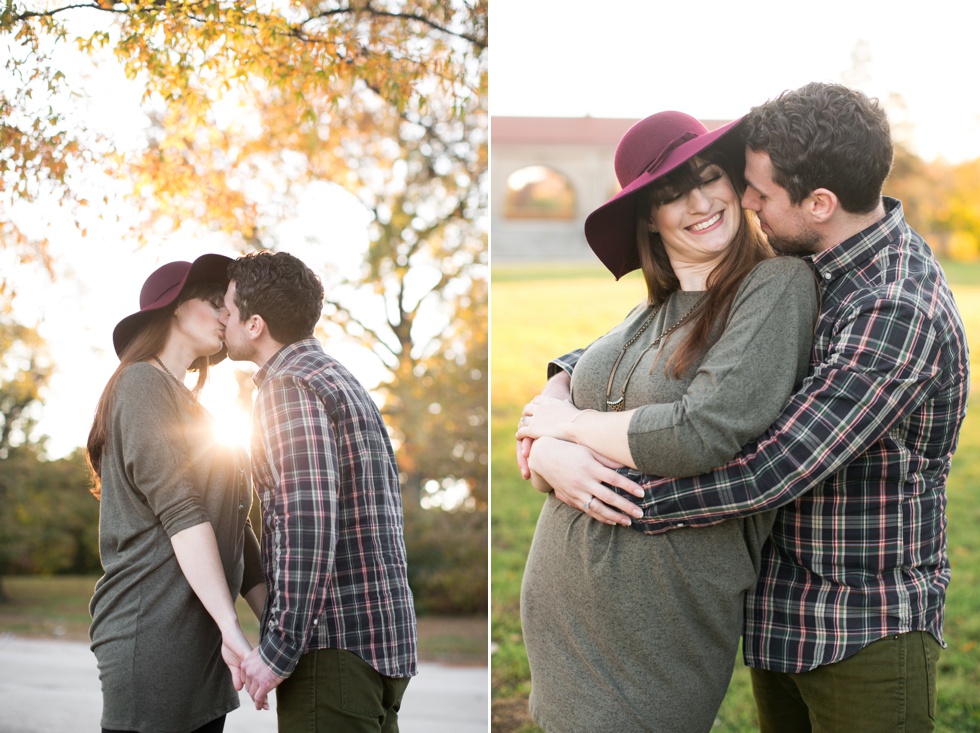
xmin=516 ymin=396 xmax=581 ymax=442
xmin=527 ymin=437 xmax=645 ymax=526
xmin=518 ymin=396 xmax=637 ymax=470
xmin=220 ymin=625 xmax=253 ymax=693
xmin=516 ymin=371 xmax=573 ymax=480
xmin=241 ymin=649 xmax=283 ymax=711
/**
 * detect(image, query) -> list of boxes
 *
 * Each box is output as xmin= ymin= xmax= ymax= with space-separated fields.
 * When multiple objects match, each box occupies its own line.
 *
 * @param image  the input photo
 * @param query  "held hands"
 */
xmin=516 ymin=396 xmax=581 ymax=483
xmin=513 ymin=371 xmax=644 ymax=525
xmin=220 ymin=624 xmax=252 ymax=692
xmin=526 ymin=437 xmax=645 ymax=527
xmin=221 ymin=625 xmax=272 ymax=711
xmin=240 ymin=648 xmax=285 ymax=711
xmin=516 ymin=372 xmax=572 ymax=480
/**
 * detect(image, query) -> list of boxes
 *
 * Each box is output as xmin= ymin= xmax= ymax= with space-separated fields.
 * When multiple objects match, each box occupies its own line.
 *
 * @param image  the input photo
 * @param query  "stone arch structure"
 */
xmin=504 ymin=165 xmax=577 ymax=221
xmin=491 ymin=116 xmax=729 ymax=263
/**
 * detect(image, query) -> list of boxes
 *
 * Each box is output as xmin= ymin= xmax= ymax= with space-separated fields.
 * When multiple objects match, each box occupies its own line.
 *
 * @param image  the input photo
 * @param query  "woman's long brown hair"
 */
xmin=635 ymin=147 xmax=774 ymax=378
xmin=86 ymin=280 xmax=223 ymax=499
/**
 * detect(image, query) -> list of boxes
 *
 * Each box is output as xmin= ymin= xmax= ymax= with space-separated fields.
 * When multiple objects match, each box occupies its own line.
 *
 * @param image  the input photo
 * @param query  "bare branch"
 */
xmin=305 ymin=2 xmax=486 ymax=50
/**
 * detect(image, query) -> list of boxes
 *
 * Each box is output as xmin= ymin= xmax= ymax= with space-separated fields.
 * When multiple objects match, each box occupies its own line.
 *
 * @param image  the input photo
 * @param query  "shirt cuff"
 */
xmin=258 ymin=626 xmax=305 ymax=678
xmin=547 ymin=352 xmax=580 ymax=379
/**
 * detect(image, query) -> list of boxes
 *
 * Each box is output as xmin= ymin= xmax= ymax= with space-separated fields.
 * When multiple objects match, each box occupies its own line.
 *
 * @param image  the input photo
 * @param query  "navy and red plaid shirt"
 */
xmin=553 ymin=198 xmax=970 ymax=673
xmin=251 ymin=339 xmax=417 ymax=679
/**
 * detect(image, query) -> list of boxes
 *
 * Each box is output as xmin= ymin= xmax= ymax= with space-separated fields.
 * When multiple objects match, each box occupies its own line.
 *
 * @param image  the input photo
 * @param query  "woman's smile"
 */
xmin=688 ymin=210 xmax=723 ymax=233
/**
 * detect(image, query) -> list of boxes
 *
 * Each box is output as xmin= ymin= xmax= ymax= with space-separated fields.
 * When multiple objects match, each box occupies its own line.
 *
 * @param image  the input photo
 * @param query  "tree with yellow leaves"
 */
xmin=2 ymin=0 xmax=487 ymax=609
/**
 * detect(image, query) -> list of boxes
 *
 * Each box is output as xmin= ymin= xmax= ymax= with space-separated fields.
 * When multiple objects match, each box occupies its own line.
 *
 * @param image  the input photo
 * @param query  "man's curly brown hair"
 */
xmin=228 ymin=251 xmax=324 ymax=344
xmin=744 ymin=81 xmax=893 ymax=214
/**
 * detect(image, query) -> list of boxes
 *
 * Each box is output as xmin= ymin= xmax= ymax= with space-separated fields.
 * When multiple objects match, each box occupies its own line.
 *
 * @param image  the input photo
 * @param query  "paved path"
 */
xmin=0 ymin=635 xmax=487 ymax=732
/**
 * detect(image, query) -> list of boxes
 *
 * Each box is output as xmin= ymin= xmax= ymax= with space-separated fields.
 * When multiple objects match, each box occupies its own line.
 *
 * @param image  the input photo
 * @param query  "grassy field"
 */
xmin=0 ymin=575 xmax=487 ymax=667
xmin=490 ymin=260 xmax=980 ymax=732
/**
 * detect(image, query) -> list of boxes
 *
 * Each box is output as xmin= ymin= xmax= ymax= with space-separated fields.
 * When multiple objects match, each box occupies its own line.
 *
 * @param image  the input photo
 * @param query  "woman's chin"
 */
xmin=199 ymin=340 xmax=224 ymax=359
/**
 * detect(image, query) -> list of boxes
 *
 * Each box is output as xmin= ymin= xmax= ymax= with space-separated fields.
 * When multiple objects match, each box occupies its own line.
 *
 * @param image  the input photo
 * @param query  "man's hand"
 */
xmin=528 ymin=437 xmax=645 ymax=526
xmin=240 ymin=648 xmax=282 ymax=711
xmin=517 ymin=371 xmax=572 ymax=479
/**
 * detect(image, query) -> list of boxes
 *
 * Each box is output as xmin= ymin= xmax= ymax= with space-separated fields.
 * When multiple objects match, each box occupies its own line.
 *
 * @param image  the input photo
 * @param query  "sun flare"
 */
xmin=207 ymin=402 xmax=253 ymax=449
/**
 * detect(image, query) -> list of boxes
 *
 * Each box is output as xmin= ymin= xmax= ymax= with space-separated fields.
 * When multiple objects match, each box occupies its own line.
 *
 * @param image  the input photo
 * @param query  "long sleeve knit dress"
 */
xmin=89 ymin=363 xmax=264 ymax=733
xmin=521 ymin=257 xmax=818 ymax=732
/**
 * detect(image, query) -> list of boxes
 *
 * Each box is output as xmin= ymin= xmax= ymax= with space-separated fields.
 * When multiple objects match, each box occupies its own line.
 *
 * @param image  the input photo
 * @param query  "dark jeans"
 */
xmin=751 ymin=631 xmax=941 ymax=732
xmin=276 ymin=648 xmax=411 ymax=733
xmin=103 ymin=713 xmax=225 ymax=733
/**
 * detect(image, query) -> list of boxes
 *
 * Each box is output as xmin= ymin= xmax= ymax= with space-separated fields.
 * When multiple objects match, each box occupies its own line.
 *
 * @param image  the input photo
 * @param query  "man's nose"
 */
xmin=741 ymin=188 xmax=760 ymax=211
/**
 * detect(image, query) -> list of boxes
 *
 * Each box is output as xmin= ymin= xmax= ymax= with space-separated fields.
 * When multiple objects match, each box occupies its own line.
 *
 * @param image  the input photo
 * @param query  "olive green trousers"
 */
xmin=751 ymin=631 xmax=941 ymax=733
xmin=276 ymin=649 xmax=411 ymax=733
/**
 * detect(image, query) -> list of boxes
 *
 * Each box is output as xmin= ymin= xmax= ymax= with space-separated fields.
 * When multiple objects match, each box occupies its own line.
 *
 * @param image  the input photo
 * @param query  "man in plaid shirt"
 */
xmin=521 ymin=83 xmax=969 ymax=731
xmin=222 ymin=251 xmax=417 ymax=731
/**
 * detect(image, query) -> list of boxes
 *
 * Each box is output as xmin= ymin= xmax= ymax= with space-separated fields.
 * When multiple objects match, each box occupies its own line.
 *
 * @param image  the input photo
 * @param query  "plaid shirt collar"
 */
xmin=806 ymin=196 xmax=903 ymax=283
xmin=253 ymin=338 xmax=322 ymax=388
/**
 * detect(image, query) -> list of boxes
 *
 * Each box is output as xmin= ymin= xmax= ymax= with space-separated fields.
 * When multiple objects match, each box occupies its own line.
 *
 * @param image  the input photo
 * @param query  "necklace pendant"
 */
xmin=606 ymin=398 xmax=626 ymax=412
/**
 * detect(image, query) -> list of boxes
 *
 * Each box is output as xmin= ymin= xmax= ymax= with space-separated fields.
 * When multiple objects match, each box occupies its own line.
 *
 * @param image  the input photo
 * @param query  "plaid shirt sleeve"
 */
xmin=628 ymin=289 xmax=950 ymax=529
xmin=547 ymin=348 xmax=584 ymax=380
xmin=255 ymin=375 xmax=338 ymax=677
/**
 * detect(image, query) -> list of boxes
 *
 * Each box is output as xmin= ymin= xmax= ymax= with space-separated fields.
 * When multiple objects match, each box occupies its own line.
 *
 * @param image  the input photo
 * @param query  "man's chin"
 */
xmin=224 ymin=345 xmax=248 ymax=362
xmin=770 ymin=234 xmax=820 ymax=257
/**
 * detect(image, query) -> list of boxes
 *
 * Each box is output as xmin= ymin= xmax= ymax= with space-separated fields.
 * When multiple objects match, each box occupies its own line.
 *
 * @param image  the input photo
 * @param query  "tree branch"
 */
xmin=305 ymin=2 xmax=486 ymax=50
xmin=9 ymin=2 xmax=121 ymax=22
xmin=323 ymin=299 xmax=402 ymax=367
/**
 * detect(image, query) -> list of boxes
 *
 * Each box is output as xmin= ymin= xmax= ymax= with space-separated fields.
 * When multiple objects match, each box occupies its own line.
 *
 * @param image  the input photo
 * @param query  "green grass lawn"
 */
xmin=0 ymin=576 xmax=487 ymax=667
xmin=490 ymin=260 xmax=980 ymax=732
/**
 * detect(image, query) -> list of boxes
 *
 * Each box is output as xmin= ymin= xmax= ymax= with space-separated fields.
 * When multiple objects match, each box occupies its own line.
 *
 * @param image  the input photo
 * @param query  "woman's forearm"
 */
xmin=519 ymin=397 xmax=639 ymax=469
xmin=171 ymin=522 xmax=245 ymax=641
xmin=565 ymin=409 xmax=637 ymax=469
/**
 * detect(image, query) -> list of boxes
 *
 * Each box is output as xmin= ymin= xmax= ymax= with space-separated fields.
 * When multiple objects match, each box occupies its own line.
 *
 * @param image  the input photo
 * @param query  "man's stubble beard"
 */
xmin=768 ymin=230 xmax=822 ymax=257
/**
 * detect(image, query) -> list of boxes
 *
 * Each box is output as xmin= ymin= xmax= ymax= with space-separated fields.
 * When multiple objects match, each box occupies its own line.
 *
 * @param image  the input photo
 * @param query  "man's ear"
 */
xmin=245 ymin=314 xmax=267 ymax=341
xmin=806 ymin=187 xmax=839 ymax=223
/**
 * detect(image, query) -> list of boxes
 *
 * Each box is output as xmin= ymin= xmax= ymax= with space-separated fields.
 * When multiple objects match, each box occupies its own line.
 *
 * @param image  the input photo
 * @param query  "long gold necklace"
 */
xmin=152 ymin=356 xmax=188 ymax=390
xmin=604 ymin=291 xmax=709 ymax=411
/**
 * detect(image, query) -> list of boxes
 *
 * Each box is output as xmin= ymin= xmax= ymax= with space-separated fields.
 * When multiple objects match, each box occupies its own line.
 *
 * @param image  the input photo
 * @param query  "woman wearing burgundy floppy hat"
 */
xmin=514 ymin=112 xmax=819 ymax=731
xmin=87 ymin=254 xmax=267 ymax=733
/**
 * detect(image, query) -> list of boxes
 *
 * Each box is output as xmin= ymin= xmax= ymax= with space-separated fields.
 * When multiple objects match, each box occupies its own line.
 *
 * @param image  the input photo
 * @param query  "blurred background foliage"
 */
xmin=0 ymin=0 xmax=487 ymax=616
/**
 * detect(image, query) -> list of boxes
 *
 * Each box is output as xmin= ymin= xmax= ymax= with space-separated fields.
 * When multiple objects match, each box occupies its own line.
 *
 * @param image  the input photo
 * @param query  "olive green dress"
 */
xmin=521 ymin=257 xmax=818 ymax=732
xmin=90 ymin=363 xmax=264 ymax=733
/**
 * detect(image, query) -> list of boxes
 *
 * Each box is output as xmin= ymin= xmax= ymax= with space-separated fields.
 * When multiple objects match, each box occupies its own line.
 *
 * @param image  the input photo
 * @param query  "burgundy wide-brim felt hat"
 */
xmin=584 ymin=111 xmax=746 ymax=279
xmin=112 ymin=253 xmax=233 ymax=363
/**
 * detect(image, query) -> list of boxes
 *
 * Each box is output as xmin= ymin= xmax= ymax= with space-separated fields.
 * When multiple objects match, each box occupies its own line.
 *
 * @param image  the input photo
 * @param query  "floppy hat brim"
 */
xmin=112 ymin=253 xmax=234 ymax=364
xmin=584 ymin=116 xmax=745 ymax=280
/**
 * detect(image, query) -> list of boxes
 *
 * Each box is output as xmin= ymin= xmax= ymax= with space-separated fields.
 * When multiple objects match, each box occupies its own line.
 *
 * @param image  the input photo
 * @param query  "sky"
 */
xmin=491 ymin=0 xmax=980 ymax=164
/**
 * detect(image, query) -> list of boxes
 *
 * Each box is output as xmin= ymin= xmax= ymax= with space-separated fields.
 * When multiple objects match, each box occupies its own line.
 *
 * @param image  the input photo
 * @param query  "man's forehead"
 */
xmin=744 ymin=150 xmax=776 ymax=188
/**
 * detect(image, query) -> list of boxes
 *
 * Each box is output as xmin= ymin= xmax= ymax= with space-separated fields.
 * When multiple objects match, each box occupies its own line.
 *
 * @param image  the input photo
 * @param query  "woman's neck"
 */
xmin=153 ymin=343 xmax=191 ymax=383
xmin=670 ymin=260 xmax=715 ymax=291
